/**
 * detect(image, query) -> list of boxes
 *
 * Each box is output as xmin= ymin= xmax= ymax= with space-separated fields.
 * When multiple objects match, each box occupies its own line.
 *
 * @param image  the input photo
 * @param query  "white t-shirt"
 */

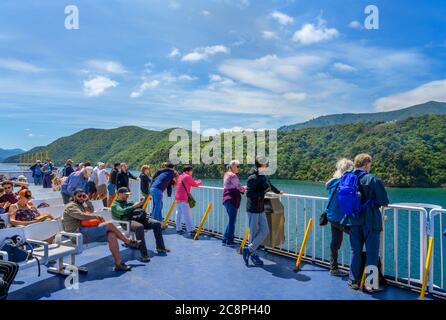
xmin=97 ymin=169 xmax=107 ymax=186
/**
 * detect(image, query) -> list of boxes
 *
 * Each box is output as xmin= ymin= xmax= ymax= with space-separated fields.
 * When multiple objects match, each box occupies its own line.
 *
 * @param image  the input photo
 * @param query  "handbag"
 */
xmin=181 ymin=179 xmax=196 ymax=209
xmin=80 ymin=212 xmax=102 ymax=227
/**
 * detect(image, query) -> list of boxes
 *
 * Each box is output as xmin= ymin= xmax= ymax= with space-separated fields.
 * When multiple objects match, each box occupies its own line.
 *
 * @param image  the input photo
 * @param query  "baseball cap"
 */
xmin=73 ymin=188 xmax=87 ymax=196
xmin=117 ymin=187 xmax=131 ymax=195
xmin=18 ymin=175 xmax=27 ymax=180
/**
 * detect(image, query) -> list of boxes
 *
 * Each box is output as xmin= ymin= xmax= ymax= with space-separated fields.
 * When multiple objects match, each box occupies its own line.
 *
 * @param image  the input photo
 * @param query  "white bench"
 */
xmin=33 ymin=198 xmax=64 ymax=207
xmin=0 ymin=227 xmax=38 ymax=271
xmin=98 ymin=208 xmax=132 ymax=239
xmin=0 ymin=220 xmax=85 ymax=276
xmin=37 ymin=205 xmax=65 ymax=220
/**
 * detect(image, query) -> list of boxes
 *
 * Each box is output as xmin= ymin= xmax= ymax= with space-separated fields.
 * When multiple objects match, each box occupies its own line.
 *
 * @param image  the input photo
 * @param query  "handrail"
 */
xmin=128 ymin=180 xmax=444 ymax=298
xmin=427 ymin=209 xmax=446 ymax=297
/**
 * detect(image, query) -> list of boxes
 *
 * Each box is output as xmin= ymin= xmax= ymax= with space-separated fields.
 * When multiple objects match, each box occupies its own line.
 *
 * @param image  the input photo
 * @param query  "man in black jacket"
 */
xmin=116 ymin=162 xmax=138 ymax=190
xmin=62 ymin=159 xmax=74 ymax=177
xmin=242 ymin=156 xmax=282 ymax=267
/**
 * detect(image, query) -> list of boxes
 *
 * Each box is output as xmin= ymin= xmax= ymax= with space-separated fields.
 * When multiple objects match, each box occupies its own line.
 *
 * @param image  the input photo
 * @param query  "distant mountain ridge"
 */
xmin=279 ymin=101 xmax=446 ymax=132
xmin=0 ymin=148 xmax=25 ymax=161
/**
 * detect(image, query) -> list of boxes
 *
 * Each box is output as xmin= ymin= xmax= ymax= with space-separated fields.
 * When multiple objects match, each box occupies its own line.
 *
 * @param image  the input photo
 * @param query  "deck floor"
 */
xmin=8 ymin=227 xmax=425 ymax=300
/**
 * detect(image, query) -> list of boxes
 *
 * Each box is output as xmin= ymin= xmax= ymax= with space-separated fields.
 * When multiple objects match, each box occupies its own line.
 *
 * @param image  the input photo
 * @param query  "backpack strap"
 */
xmin=325 ymin=180 xmax=340 ymax=211
xmin=356 ymin=171 xmax=375 ymax=212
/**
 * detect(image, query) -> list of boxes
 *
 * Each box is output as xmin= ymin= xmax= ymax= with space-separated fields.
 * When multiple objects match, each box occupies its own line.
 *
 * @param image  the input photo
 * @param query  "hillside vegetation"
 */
xmin=5 ymin=115 xmax=446 ymax=187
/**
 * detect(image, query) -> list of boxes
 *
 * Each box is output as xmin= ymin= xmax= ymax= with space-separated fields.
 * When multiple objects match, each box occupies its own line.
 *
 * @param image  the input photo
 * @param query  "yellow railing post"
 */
xmin=142 ymin=194 xmax=152 ymax=210
xmin=360 ymin=269 xmax=367 ymax=290
xmin=294 ymin=217 xmax=313 ymax=271
xmin=194 ymin=203 xmax=213 ymax=240
xmin=239 ymin=228 xmax=250 ymax=254
xmin=40 ymin=151 xmax=43 ymax=162
xmin=162 ymin=200 xmax=176 ymax=229
xmin=45 ymin=149 xmax=48 ymax=161
xmin=420 ymin=236 xmax=434 ymax=300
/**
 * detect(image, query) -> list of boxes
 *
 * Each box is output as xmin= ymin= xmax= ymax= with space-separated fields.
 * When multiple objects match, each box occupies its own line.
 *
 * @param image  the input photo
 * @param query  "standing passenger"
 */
xmin=346 ymin=153 xmax=389 ymax=292
xmin=108 ymin=163 xmax=121 ymax=207
xmin=174 ymin=165 xmax=202 ymax=235
xmin=29 ymin=160 xmax=43 ymax=186
xmin=150 ymin=162 xmax=178 ymax=222
xmin=222 ymin=160 xmax=245 ymax=246
xmin=325 ymin=158 xmax=354 ymax=276
xmin=242 ymin=156 xmax=282 ymax=266
xmin=116 ymin=162 xmax=138 ymax=190
xmin=139 ymin=165 xmax=152 ymax=198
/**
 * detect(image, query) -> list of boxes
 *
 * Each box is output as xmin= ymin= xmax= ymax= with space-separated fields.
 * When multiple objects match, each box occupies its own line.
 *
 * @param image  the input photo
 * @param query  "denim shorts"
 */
xmin=107 ymin=183 xmax=116 ymax=196
xmin=79 ymin=225 xmax=108 ymax=243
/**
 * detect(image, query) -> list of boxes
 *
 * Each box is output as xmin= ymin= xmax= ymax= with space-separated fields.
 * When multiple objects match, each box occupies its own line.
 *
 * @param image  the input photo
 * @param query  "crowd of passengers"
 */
xmin=0 ymin=153 xmax=399 ymax=299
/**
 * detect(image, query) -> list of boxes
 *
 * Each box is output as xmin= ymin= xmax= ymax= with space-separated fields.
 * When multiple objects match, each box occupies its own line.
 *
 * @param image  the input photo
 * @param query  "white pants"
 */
xmin=175 ymin=201 xmax=194 ymax=232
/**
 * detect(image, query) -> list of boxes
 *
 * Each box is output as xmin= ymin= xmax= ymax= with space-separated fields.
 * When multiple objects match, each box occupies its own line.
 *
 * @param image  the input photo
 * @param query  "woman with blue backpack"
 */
xmin=323 ymin=158 xmax=354 ymax=277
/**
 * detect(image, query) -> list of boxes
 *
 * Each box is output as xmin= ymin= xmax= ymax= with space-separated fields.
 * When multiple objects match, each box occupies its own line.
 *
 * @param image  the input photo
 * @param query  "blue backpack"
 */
xmin=337 ymin=171 xmax=371 ymax=219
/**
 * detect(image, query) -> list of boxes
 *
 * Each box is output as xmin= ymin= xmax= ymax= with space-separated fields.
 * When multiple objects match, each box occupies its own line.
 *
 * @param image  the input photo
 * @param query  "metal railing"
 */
xmin=128 ymin=180 xmax=444 ymax=298
xmin=428 ymin=209 xmax=446 ymax=298
xmin=0 ymin=169 xmax=33 ymax=180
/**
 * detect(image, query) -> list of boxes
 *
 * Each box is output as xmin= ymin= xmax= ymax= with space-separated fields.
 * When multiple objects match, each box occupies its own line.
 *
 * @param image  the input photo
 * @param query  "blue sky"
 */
xmin=1 ymin=0 xmax=446 ymax=150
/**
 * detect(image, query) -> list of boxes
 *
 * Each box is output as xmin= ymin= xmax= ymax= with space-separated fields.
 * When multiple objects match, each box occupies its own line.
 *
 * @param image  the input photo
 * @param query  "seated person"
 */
xmin=0 ymin=261 xmax=19 ymax=300
xmin=63 ymin=188 xmax=141 ymax=272
xmin=0 ymin=182 xmax=18 ymax=212
xmin=0 ymin=187 xmax=10 ymax=214
xmin=8 ymin=189 xmax=54 ymax=226
xmin=111 ymin=187 xmax=170 ymax=263
xmin=14 ymin=175 xmax=29 ymax=194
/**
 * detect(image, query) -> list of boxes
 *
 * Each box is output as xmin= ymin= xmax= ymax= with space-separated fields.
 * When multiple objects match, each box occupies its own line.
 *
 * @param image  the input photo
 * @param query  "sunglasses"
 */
xmin=4 ymin=186 xmax=12 ymax=190
xmin=76 ymin=194 xmax=88 ymax=199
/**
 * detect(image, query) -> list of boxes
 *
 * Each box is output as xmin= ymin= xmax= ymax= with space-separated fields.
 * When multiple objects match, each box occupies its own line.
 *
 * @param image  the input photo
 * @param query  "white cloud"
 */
xmin=0 ymin=58 xmax=45 ymax=73
xmin=262 ymin=31 xmax=278 ymax=40
xmin=168 ymin=1 xmax=181 ymax=9
xmin=293 ymin=19 xmax=339 ymax=45
xmin=130 ymin=80 xmax=160 ymax=98
xmin=182 ymin=45 xmax=229 ymax=62
xmin=28 ymin=133 xmax=35 ymax=137
xmin=209 ymin=74 xmax=223 ymax=82
xmin=333 ymin=62 xmax=356 ymax=72
xmin=271 ymin=11 xmax=294 ymax=26
xmin=86 ymin=60 xmax=127 ymax=74
xmin=374 ymin=79 xmax=446 ymax=111
xmin=83 ymin=76 xmax=118 ymax=97
xmin=168 ymin=48 xmax=181 ymax=58
xmin=348 ymin=20 xmax=364 ymax=30
xmin=219 ymin=54 xmax=327 ymax=93
xmin=283 ymin=92 xmax=307 ymax=101
xmin=201 ymin=10 xmax=210 ymax=16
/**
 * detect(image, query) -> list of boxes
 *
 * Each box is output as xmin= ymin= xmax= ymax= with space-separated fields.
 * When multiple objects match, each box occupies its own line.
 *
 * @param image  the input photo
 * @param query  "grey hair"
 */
xmin=333 ymin=158 xmax=354 ymax=179
xmin=227 ymin=159 xmax=240 ymax=170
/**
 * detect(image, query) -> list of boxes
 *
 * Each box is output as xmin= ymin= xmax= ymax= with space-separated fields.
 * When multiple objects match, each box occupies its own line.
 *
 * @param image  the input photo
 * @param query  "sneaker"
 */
xmin=114 ymin=263 xmax=132 ymax=272
xmin=127 ymin=239 xmax=142 ymax=249
xmin=250 ymin=254 xmax=264 ymax=266
xmin=242 ymin=247 xmax=251 ymax=266
xmin=156 ymin=248 xmax=170 ymax=254
xmin=347 ymin=280 xmax=359 ymax=290
xmin=364 ymin=285 xmax=384 ymax=293
xmin=330 ymin=269 xmax=349 ymax=277
xmin=138 ymin=255 xmax=151 ymax=263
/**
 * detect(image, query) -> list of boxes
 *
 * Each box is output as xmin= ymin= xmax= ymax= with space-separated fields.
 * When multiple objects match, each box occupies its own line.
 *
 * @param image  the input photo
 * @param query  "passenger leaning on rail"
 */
xmin=60 ymin=167 xmax=91 ymax=204
xmin=150 ymin=162 xmax=178 ymax=222
xmin=63 ymin=188 xmax=142 ymax=272
xmin=174 ymin=165 xmax=202 ymax=236
xmin=325 ymin=158 xmax=354 ymax=277
xmin=243 ymin=156 xmax=283 ymax=267
xmin=345 ymin=153 xmax=389 ymax=292
xmin=222 ymin=160 xmax=246 ymax=246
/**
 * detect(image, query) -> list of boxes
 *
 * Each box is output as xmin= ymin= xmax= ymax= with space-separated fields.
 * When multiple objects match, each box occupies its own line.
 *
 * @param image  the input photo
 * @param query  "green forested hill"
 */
xmin=5 ymin=115 xmax=446 ymax=187
xmin=279 ymin=101 xmax=446 ymax=131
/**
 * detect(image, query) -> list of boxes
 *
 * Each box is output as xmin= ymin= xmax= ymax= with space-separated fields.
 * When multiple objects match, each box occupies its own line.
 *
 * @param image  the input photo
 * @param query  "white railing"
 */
xmin=428 ymin=209 xmax=446 ymax=298
xmin=130 ymin=180 xmax=444 ymax=297
xmin=0 ymin=169 xmax=33 ymax=180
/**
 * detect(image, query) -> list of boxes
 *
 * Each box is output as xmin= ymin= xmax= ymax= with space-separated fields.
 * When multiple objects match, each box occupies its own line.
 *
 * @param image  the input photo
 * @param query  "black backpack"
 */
xmin=0 ymin=235 xmax=40 ymax=276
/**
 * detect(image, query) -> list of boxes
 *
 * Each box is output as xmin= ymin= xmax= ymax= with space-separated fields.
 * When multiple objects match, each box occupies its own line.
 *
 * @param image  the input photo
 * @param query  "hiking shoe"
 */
xmin=127 ymin=239 xmax=142 ymax=249
xmin=242 ymin=247 xmax=251 ymax=266
xmin=114 ymin=263 xmax=132 ymax=272
xmin=138 ymin=255 xmax=151 ymax=263
xmin=330 ymin=269 xmax=349 ymax=277
xmin=250 ymin=254 xmax=264 ymax=266
xmin=157 ymin=248 xmax=170 ymax=254
xmin=348 ymin=280 xmax=359 ymax=290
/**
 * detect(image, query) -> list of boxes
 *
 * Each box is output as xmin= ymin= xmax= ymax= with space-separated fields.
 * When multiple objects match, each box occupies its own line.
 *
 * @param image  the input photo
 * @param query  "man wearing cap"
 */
xmin=60 ymin=167 xmax=92 ymax=204
xmin=112 ymin=187 xmax=169 ymax=262
xmin=29 ymin=160 xmax=43 ymax=186
xmin=63 ymin=189 xmax=141 ymax=271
